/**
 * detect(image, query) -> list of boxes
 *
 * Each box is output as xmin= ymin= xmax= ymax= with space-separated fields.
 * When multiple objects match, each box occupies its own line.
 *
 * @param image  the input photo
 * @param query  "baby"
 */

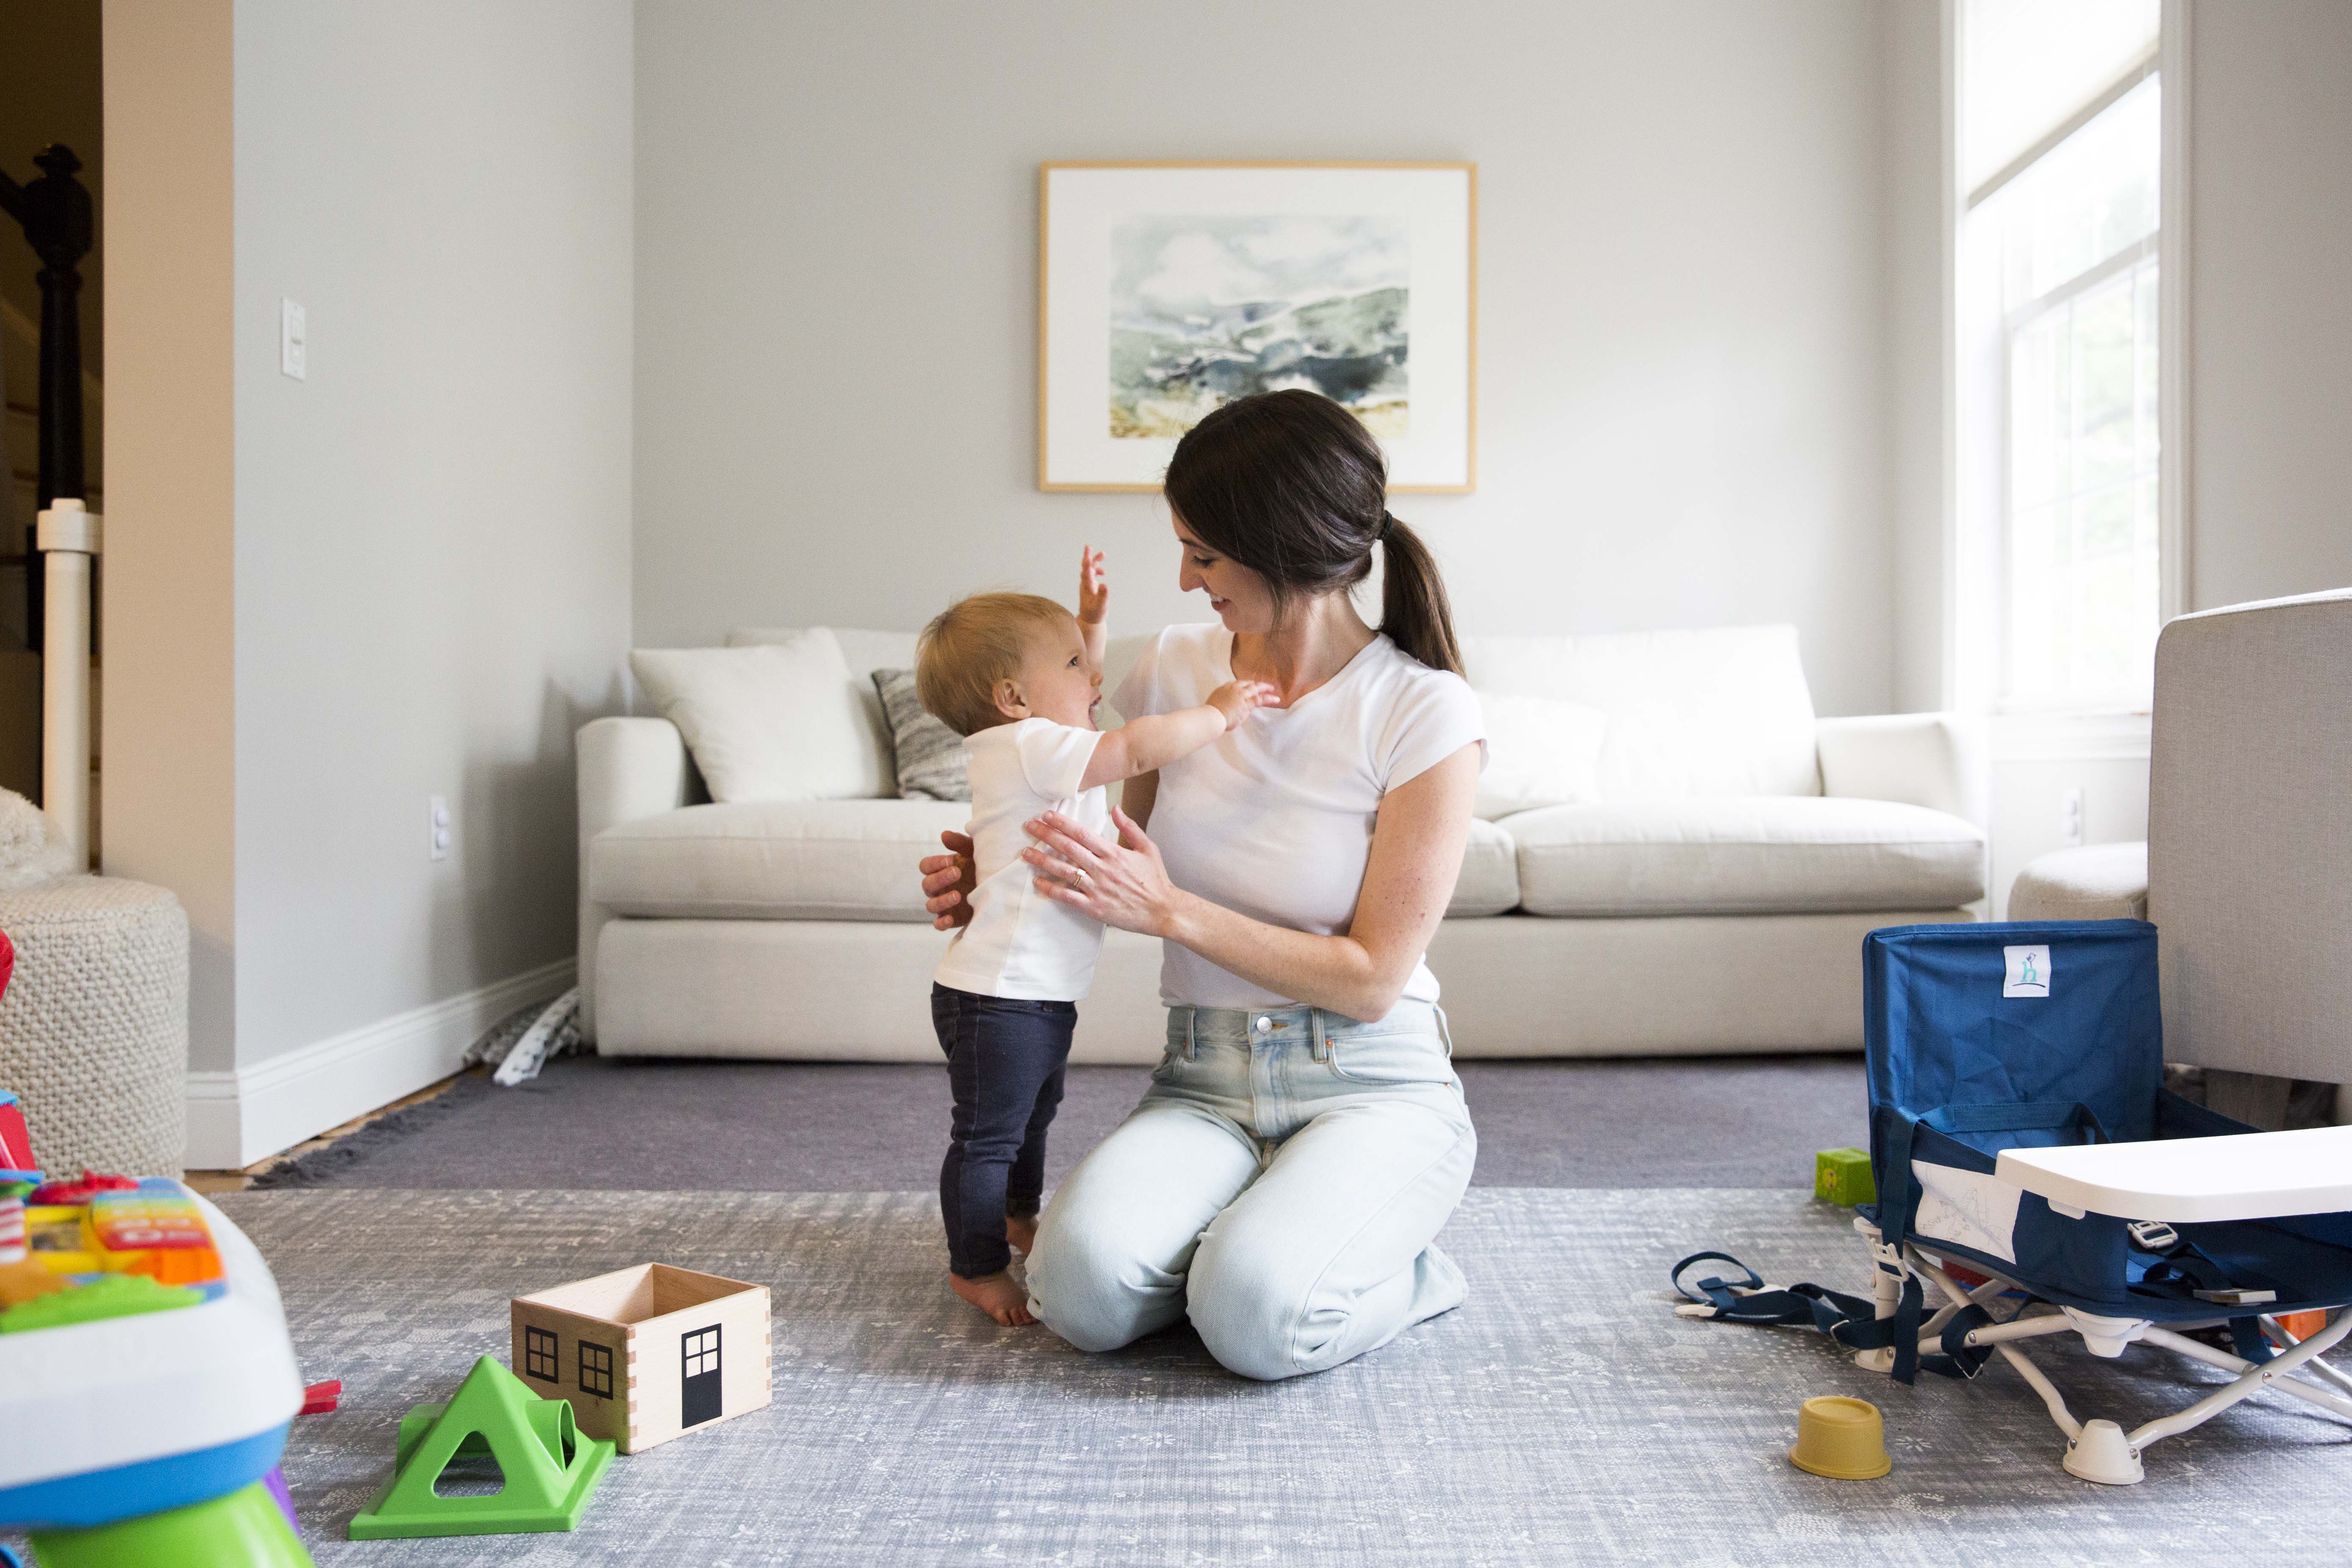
xmin=915 ymin=547 xmax=1273 ymax=1325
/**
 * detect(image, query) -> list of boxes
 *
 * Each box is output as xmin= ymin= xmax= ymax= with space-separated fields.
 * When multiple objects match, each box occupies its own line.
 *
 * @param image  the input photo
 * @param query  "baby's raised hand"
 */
xmin=1205 ymin=679 xmax=1280 ymax=729
xmin=1077 ymin=545 xmax=1108 ymax=627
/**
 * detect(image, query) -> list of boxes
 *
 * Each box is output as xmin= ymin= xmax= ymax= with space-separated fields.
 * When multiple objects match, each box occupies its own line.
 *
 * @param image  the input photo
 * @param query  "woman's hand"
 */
xmin=1022 ymin=805 xmax=1183 ymax=937
xmin=921 ymin=830 xmax=976 ymax=931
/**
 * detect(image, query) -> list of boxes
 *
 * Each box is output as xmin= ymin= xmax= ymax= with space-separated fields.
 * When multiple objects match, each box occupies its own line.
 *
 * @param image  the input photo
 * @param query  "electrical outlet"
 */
xmin=428 ymin=796 xmax=451 ymax=861
xmin=2061 ymin=786 xmax=2085 ymax=847
xmin=281 ymin=299 xmax=307 ymax=379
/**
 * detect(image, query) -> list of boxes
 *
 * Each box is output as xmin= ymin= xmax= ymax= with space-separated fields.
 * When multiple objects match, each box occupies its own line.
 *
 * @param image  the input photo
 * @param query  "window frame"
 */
xmin=578 ymin=1338 xmax=615 ymax=1400
xmin=1948 ymin=0 xmax=2190 ymax=718
xmin=523 ymin=1325 xmax=559 ymax=1383
xmin=1995 ymin=231 xmax=2162 ymax=709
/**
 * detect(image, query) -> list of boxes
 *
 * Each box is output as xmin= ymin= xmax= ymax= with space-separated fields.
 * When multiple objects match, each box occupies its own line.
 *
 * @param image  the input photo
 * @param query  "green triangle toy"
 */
xmin=349 ymin=1355 xmax=614 ymax=1539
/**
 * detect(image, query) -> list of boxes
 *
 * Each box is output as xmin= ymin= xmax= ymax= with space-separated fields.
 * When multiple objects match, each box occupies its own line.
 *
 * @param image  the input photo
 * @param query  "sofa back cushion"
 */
xmin=1459 ymin=625 xmax=1820 ymax=800
xmin=728 ymin=627 xmax=912 ymax=797
xmin=733 ymin=626 xmax=1162 ymax=794
xmin=632 ymin=632 xmax=879 ymax=803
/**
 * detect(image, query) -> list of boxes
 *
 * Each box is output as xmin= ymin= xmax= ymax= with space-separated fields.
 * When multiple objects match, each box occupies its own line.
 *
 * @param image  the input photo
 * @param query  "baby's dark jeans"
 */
xmin=930 ymin=983 xmax=1074 ymax=1279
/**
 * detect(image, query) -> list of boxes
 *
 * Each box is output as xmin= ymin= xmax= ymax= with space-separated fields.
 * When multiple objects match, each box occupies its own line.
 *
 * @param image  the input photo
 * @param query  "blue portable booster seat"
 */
xmin=1677 ymin=919 xmax=2352 ymax=1485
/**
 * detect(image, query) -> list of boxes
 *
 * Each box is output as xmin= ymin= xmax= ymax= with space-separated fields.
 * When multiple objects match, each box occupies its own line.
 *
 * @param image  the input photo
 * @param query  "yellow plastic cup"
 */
xmin=1788 ymin=1395 xmax=1893 ymax=1479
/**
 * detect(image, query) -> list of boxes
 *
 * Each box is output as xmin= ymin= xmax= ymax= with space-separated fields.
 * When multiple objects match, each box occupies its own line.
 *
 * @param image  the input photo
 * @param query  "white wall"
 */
xmin=635 ymin=0 xmax=1899 ymax=716
xmin=2187 ymin=0 xmax=2352 ymax=609
xmin=106 ymin=0 xmax=636 ymax=1164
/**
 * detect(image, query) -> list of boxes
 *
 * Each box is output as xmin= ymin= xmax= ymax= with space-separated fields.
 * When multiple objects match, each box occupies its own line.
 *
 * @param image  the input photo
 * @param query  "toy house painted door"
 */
xmin=681 ymin=1324 xmax=722 ymax=1427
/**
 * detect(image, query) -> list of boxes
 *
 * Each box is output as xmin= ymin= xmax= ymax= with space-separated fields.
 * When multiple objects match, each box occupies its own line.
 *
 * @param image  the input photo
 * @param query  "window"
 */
xmin=1960 ymin=0 xmax=2166 ymax=709
xmin=578 ymin=1338 xmax=614 ymax=1399
xmin=683 ymin=1325 xmax=720 ymax=1381
xmin=523 ymin=1325 xmax=559 ymax=1383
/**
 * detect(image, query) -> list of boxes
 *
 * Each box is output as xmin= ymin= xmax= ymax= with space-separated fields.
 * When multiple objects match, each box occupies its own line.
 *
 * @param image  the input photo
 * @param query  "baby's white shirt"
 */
xmin=933 ymin=718 xmax=1115 ymax=1001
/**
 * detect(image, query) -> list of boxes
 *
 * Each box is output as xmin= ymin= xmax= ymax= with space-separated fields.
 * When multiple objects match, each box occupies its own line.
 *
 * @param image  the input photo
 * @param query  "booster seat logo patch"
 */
xmin=2003 ymin=945 xmax=2051 ymax=998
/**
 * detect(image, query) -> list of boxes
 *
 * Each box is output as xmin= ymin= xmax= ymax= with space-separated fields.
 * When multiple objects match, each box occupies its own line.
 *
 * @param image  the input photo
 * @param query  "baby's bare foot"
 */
xmin=1005 ymin=1214 xmax=1039 ymax=1254
xmin=950 ymin=1270 xmax=1035 ymax=1327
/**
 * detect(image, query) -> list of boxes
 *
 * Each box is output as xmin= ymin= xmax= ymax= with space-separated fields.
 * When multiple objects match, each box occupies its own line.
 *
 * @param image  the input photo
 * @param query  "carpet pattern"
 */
xmin=209 ymin=1187 xmax=2352 ymax=1566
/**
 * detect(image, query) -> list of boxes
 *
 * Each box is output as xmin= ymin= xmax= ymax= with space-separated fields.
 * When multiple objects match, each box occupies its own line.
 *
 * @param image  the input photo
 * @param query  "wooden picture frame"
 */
xmin=1038 ymin=161 xmax=1477 ymax=493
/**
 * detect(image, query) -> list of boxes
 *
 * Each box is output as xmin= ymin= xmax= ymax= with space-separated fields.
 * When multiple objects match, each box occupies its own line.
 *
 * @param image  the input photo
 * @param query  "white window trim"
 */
xmin=2158 ymin=0 xmax=2194 ymax=625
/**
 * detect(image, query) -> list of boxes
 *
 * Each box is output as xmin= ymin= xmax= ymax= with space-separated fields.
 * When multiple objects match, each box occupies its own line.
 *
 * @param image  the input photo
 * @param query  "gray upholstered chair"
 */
xmin=2010 ymin=587 xmax=2352 ymax=1127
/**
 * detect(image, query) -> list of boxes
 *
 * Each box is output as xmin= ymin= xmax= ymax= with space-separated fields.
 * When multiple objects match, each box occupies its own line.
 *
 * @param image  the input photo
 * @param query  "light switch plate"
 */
xmin=281 ymin=299 xmax=307 ymax=380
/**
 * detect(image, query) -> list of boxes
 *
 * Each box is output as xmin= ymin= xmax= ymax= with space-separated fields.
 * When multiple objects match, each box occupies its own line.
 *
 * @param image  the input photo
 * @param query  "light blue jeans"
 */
xmin=1024 ymin=1000 xmax=1477 ymax=1380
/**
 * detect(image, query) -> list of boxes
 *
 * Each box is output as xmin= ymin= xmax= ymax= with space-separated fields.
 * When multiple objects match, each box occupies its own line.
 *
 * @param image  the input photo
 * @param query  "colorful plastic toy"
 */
xmin=1813 ymin=1146 xmax=1875 ymax=1206
xmin=0 ymin=1170 xmax=310 ymax=1565
xmin=349 ymin=1356 xmax=613 ymax=1538
xmin=1788 ymin=1395 xmax=1892 ymax=1479
xmin=0 ymin=1087 xmax=36 ymax=1183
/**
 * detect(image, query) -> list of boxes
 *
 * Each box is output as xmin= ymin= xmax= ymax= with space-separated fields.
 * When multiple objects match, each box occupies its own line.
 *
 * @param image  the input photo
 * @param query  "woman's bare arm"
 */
xmin=1023 ymin=744 xmax=1478 ymax=1021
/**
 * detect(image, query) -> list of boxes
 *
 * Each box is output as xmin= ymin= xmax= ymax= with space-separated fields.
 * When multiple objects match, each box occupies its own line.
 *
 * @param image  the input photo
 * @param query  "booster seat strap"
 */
xmin=1310 ymin=1009 xmax=1329 ymax=1063
xmin=2230 ymin=1316 xmax=2276 ymax=1365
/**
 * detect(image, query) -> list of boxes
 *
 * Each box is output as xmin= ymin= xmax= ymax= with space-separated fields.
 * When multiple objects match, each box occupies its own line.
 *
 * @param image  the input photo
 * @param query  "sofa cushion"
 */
xmin=728 ymin=627 xmax=913 ymax=798
xmin=1448 ymin=817 xmax=1521 ymax=918
xmin=1506 ymin=797 xmax=1985 ymax=916
xmin=1474 ymin=693 xmax=1608 ymax=821
xmin=632 ymin=633 xmax=884 ymax=802
xmin=1461 ymin=625 xmax=1821 ymax=801
xmin=591 ymin=799 xmax=970 ymax=921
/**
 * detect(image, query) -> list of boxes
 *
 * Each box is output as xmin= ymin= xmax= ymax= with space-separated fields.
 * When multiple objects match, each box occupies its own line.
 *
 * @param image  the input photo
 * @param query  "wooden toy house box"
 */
xmin=511 ymin=1264 xmax=770 ymax=1454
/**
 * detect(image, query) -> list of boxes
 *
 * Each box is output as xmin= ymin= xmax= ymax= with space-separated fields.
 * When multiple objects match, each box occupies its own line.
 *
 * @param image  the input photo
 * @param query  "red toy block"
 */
xmin=301 ymin=1379 xmax=342 ymax=1415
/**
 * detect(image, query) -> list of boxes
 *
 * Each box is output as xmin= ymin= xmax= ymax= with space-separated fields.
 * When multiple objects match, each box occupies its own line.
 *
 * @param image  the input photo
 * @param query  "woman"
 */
xmin=919 ymin=389 xmax=1483 ymax=1381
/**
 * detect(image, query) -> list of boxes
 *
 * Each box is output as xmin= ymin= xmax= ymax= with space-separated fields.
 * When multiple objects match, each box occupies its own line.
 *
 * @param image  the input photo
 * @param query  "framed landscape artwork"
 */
xmin=1038 ymin=161 xmax=1476 ymax=492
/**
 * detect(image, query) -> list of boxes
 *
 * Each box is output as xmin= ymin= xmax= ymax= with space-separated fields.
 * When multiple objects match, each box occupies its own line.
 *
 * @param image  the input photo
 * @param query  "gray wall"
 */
xmin=635 ymin=0 xmax=1899 ymax=716
xmin=1879 ymin=0 xmax=1949 ymax=712
xmin=2188 ymin=0 xmax=2352 ymax=610
xmin=223 ymin=0 xmax=634 ymax=1069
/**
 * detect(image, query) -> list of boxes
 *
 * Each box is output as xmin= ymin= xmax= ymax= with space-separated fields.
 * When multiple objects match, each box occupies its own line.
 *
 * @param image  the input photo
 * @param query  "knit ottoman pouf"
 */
xmin=0 ymin=875 xmax=190 ymax=1178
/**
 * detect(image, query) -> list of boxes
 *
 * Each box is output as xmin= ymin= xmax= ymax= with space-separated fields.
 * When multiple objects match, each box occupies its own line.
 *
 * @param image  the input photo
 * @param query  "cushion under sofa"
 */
xmin=592 ymin=797 xmax=1525 ymax=923
xmin=1506 ymin=796 xmax=1986 ymax=916
xmin=590 ymin=799 xmax=971 ymax=921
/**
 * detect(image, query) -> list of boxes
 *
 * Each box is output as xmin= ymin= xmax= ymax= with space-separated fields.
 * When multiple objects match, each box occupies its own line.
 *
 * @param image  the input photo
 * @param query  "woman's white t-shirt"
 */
xmin=1115 ymin=625 xmax=1485 ymax=1012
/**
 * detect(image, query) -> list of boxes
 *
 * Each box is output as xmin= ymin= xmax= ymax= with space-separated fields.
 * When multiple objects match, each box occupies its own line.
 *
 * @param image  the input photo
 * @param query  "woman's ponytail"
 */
xmin=1166 ymin=390 xmax=1464 ymax=675
xmin=1375 ymin=513 xmax=1463 ymax=676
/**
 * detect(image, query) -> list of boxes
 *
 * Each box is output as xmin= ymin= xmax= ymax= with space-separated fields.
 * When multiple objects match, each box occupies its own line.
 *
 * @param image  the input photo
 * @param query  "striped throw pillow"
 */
xmin=871 ymin=669 xmax=970 ymax=801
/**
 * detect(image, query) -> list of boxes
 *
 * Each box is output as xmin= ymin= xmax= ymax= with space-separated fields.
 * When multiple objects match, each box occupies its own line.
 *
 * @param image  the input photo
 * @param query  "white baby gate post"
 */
xmin=37 ymin=497 xmax=99 ymax=867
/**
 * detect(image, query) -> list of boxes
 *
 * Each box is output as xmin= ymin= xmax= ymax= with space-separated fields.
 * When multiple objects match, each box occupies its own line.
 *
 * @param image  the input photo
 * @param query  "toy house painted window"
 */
xmin=681 ymin=1324 xmax=722 ymax=1427
xmin=578 ymin=1339 xmax=615 ymax=1399
xmin=523 ymin=1326 xmax=559 ymax=1383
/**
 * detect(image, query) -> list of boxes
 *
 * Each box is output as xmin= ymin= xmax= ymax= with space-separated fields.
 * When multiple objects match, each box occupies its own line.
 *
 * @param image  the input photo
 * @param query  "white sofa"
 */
xmin=578 ymin=624 xmax=1987 ymax=1065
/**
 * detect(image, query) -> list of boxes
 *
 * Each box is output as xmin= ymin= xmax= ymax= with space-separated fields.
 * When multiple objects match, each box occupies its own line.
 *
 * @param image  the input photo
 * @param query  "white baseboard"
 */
xmin=184 ymin=958 xmax=575 ymax=1170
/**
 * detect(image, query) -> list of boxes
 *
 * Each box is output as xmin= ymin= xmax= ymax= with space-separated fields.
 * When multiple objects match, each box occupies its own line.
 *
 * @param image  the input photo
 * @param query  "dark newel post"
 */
xmin=0 ymin=144 xmax=95 ymax=649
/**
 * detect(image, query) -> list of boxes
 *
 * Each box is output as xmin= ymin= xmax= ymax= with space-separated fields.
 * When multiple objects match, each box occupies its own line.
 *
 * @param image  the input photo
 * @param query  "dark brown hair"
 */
xmin=915 ymin=592 xmax=1074 ymax=736
xmin=1162 ymin=390 xmax=1462 ymax=675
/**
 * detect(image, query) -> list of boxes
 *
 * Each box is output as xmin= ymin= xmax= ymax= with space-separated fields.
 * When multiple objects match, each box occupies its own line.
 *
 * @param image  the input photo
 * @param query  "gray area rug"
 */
xmin=252 ymin=1053 xmax=1871 ymax=1190
xmin=211 ymin=1187 xmax=2351 ymax=1566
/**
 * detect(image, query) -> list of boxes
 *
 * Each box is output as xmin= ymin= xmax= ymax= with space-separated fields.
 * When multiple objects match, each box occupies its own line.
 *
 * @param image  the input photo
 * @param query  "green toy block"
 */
xmin=1815 ymin=1147 xmax=1876 ymax=1207
xmin=31 ymin=1480 xmax=315 ymax=1568
xmin=349 ymin=1355 xmax=613 ymax=1540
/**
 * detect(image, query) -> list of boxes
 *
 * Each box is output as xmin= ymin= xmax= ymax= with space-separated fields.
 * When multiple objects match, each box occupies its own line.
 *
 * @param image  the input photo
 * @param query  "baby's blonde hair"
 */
xmin=915 ymin=592 xmax=1076 ymax=736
